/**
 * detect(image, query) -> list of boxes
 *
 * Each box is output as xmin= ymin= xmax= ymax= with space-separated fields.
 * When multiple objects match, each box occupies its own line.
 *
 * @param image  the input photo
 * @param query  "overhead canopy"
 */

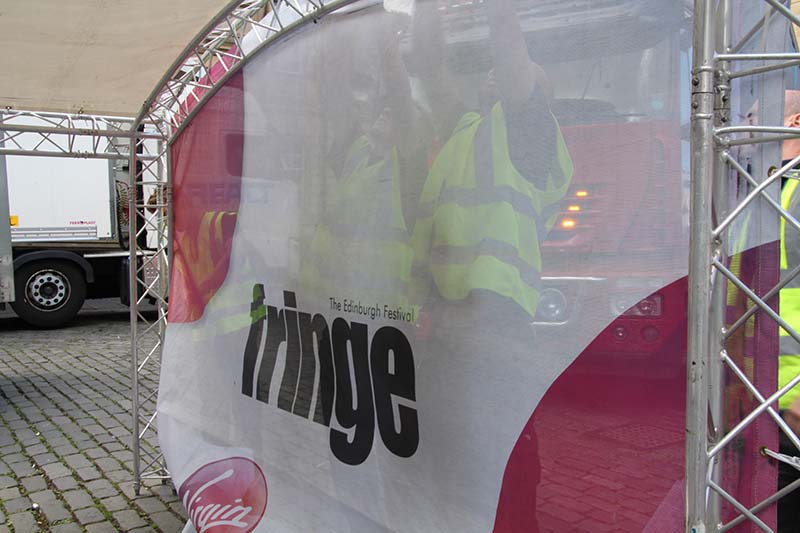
xmin=0 ymin=0 xmax=231 ymax=117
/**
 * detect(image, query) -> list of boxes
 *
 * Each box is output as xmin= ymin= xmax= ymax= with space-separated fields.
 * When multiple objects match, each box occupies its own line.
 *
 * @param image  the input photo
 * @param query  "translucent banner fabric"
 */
xmin=161 ymin=1 xmax=694 ymax=530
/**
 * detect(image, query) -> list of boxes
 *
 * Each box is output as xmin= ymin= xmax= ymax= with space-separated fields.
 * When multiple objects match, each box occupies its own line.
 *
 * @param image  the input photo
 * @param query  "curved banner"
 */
xmin=160 ymin=1 xmax=701 ymax=531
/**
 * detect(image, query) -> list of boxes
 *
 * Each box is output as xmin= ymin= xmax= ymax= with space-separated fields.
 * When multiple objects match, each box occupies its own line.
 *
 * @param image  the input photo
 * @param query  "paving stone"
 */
xmin=3 ymin=497 xmax=32 ymax=513
xmin=0 ymin=431 xmax=14 ymax=448
xmin=20 ymin=476 xmax=47 ymax=493
xmin=85 ymin=522 xmax=118 ymax=533
xmin=73 ymin=440 xmax=94 ymax=451
xmin=102 ymin=442 xmax=124 ymax=453
xmin=39 ymin=496 xmax=71 ymax=523
xmin=112 ymin=509 xmax=147 ymax=530
xmin=86 ymin=478 xmax=118 ymax=499
xmin=100 ymin=495 xmax=128 ymax=512
xmin=75 ymin=506 xmax=106 ymax=525
xmin=52 ymin=475 xmax=79 ymax=491
xmin=9 ymin=511 xmax=38 ymax=533
xmin=102 ymin=472 xmax=128 ymax=487
xmin=0 ymin=476 xmax=16 ymax=489
xmin=32 ymin=421 xmax=55 ymax=433
xmin=94 ymin=433 xmax=115 ymax=444
xmin=28 ymin=489 xmax=57 ymax=502
xmin=63 ymin=489 xmax=95 ymax=510
xmin=0 ymin=487 xmax=21 ymax=500
xmin=5 ymin=420 xmax=27 ymax=430
xmin=134 ymin=496 xmax=168 ymax=514
xmin=3 ymin=453 xmax=26 ymax=464
xmin=32 ymin=452 xmax=58 ymax=466
xmin=24 ymin=444 xmax=47 ymax=457
xmin=84 ymin=424 xmax=105 ymax=436
xmin=41 ymin=462 xmax=71 ymax=479
xmin=9 ymin=461 xmax=35 ymax=478
xmin=149 ymin=483 xmax=179 ymax=502
xmin=0 ymin=525 xmax=8 ymax=533
xmin=94 ymin=457 xmax=121 ymax=473
xmin=0 ymin=444 xmax=21 ymax=455
xmin=53 ymin=444 xmax=79 ymax=456
xmin=109 ymin=427 xmax=128 ymax=439
xmin=41 ymin=430 xmax=64 ymax=441
xmin=111 ymin=450 xmax=134 ymax=463
xmin=151 ymin=511 xmax=185 ymax=533
xmin=50 ymin=524 xmax=83 ymax=533
xmin=15 ymin=429 xmax=40 ymax=446
xmin=63 ymin=454 xmax=92 ymax=470
xmin=76 ymin=466 xmax=101 ymax=481
xmin=169 ymin=501 xmax=188 ymax=519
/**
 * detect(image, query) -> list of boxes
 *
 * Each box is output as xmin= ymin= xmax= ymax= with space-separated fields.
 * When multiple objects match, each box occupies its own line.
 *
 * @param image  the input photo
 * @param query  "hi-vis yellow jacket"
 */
xmin=411 ymin=102 xmax=573 ymax=317
xmin=780 ymin=178 xmax=800 ymax=409
xmin=301 ymin=136 xmax=414 ymax=307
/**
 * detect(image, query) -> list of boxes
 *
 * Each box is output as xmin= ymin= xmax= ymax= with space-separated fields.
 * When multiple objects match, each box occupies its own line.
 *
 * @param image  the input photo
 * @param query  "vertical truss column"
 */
xmin=707 ymin=0 xmax=733 ymax=527
xmin=687 ymin=0 xmax=717 ymax=531
xmin=690 ymin=0 xmax=800 ymax=531
xmin=0 ymin=114 xmax=13 ymax=305
xmin=129 ymin=124 xmax=170 ymax=494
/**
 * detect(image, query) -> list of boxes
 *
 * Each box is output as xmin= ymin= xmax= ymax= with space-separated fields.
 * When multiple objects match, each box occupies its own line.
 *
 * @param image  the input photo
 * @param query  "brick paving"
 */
xmin=0 ymin=300 xmax=187 ymax=532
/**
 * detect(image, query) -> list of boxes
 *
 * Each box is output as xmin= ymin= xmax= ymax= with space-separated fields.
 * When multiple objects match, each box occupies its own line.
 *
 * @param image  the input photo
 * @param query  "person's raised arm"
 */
xmin=487 ymin=0 xmax=552 ymax=107
xmin=378 ymin=15 xmax=416 ymax=153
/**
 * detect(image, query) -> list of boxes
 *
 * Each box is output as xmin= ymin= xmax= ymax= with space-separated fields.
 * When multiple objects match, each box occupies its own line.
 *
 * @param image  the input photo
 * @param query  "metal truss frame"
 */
xmin=688 ymin=0 xmax=800 ymax=531
xmin=0 ymin=110 xmax=161 ymax=160
xmin=127 ymin=125 xmax=170 ymax=493
xmin=0 ymin=110 xmax=168 ymax=492
xmin=127 ymin=0 xmax=360 ymax=494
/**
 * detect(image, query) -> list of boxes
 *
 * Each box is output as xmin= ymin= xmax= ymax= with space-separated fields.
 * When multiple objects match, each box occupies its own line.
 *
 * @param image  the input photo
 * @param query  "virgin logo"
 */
xmin=179 ymin=457 xmax=267 ymax=533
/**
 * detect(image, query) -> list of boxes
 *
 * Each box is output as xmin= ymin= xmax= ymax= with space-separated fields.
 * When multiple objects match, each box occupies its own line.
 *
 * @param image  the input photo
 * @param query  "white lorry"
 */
xmin=0 ymin=118 xmax=140 ymax=328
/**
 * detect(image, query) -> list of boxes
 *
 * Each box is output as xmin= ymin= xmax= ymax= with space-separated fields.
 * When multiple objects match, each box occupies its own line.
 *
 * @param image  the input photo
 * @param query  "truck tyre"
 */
xmin=11 ymin=260 xmax=87 ymax=328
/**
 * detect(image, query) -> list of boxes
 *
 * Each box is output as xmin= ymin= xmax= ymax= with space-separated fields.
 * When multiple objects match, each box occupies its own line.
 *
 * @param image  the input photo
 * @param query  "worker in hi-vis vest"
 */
xmin=409 ymin=0 xmax=573 ymax=321
xmin=300 ymin=13 xmax=430 ymax=312
xmin=767 ymin=89 xmax=800 ymax=533
xmin=407 ymin=1 xmax=572 ymax=530
xmin=300 ymin=134 xmax=414 ymax=308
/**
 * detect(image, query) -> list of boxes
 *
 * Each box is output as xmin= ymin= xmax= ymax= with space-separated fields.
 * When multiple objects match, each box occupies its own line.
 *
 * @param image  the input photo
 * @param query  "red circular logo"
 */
xmin=179 ymin=457 xmax=267 ymax=533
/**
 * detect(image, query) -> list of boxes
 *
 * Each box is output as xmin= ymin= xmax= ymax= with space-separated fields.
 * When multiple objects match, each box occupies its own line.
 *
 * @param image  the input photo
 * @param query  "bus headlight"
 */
xmin=536 ymin=288 xmax=569 ymax=322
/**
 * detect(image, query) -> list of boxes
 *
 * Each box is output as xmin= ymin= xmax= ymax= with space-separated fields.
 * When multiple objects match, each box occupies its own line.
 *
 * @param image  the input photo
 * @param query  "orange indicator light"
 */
xmin=560 ymin=218 xmax=577 ymax=229
xmin=567 ymin=205 xmax=581 ymax=212
xmin=575 ymin=190 xmax=589 ymax=198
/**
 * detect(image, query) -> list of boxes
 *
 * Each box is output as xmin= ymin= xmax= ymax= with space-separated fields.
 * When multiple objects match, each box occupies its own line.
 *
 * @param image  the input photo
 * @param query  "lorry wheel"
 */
xmin=11 ymin=261 xmax=87 ymax=328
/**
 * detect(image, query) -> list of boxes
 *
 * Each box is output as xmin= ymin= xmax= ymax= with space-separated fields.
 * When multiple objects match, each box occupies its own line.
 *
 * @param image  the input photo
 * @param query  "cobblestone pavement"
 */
xmin=0 ymin=300 xmax=187 ymax=532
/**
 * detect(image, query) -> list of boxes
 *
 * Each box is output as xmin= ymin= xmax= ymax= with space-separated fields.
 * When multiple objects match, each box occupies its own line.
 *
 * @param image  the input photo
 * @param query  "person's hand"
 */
xmin=784 ymin=396 xmax=800 ymax=437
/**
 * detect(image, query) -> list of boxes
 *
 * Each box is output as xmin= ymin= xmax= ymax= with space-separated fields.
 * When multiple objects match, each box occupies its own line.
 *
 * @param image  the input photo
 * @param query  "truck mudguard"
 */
xmin=13 ymin=250 xmax=95 ymax=283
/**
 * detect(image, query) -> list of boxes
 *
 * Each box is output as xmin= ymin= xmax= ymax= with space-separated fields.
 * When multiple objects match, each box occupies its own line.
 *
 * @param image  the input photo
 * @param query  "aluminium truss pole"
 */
xmin=128 ymin=134 xmax=142 ymax=496
xmin=688 ymin=0 xmax=717 ymax=531
xmin=707 ymin=0 xmax=732 ymax=528
xmin=0 ymin=115 xmax=12 ymax=305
